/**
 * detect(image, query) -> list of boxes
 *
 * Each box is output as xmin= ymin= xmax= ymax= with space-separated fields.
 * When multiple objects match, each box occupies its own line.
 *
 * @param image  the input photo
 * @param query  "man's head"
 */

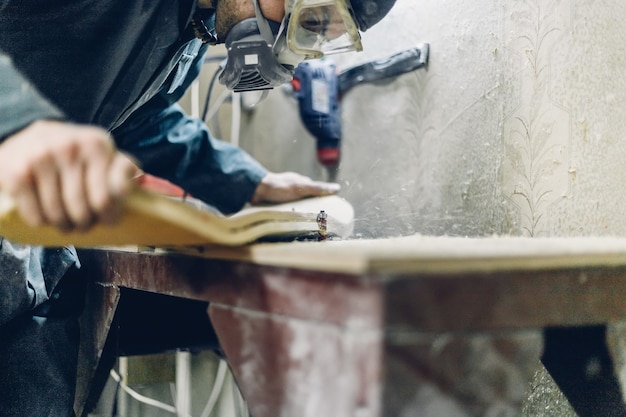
xmin=205 ymin=0 xmax=397 ymax=39
xmin=349 ymin=0 xmax=396 ymax=32
xmin=207 ymin=0 xmax=397 ymax=91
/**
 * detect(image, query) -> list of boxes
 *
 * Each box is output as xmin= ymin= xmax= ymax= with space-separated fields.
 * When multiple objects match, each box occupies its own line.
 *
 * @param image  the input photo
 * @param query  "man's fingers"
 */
xmin=14 ymin=186 xmax=44 ymax=228
xmin=251 ymin=172 xmax=341 ymax=204
xmin=81 ymin=130 xmax=137 ymax=225
xmin=0 ymin=120 xmax=140 ymax=231
xmin=32 ymin=153 xmax=71 ymax=229
xmin=281 ymin=173 xmax=341 ymax=198
xmin=297 ymin=180 xmax=341 ymax=197
xmin=100 ymin=153 xmax=139 ymax=225
xmin=84 ymin=145 xmax=115 ymax=219
xmin=108 ymin=153 xmax=140 ymax=197
xmin=59 ymin=158 xmax=93 ymax=230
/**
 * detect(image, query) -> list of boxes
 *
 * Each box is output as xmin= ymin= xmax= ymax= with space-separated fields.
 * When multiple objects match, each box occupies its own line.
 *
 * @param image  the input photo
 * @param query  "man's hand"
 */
xmin=250 ymin=171 xmax=340 ymax=205
xmin=0 ymin=120 xmax=139 ymax=230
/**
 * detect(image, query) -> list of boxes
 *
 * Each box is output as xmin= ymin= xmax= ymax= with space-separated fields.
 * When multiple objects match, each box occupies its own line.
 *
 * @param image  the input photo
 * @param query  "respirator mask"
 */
xmin=219 ymin=0 xmax=363 ymax=92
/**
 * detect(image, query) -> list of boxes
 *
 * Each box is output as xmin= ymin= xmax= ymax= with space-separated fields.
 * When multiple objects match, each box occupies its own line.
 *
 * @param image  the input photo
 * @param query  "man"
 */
xmin=0 ymin=0 xmax=396 ymax=415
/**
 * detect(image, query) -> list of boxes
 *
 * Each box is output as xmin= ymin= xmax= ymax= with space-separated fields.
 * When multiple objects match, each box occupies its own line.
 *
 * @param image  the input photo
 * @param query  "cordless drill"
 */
xmin=290 ymin=44 xmax=430 ymax=178
xmin=291 ymin=59 xmax=342 ymax=170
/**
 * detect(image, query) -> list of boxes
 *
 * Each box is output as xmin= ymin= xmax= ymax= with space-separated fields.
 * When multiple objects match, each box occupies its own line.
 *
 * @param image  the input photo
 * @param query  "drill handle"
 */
xmin=338 ymin=43 xmax=429 ymax=94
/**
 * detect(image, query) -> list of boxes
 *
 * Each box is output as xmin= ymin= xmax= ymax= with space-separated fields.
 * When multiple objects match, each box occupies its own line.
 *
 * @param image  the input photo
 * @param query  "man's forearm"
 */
xmin=113 ymin=102 xmax=267 ymax=214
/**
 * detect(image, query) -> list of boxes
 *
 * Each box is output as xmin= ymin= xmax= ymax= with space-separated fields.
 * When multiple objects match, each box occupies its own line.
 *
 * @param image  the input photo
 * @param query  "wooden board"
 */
xmin=0 ymin=189 xmax=354 ymax=247
xmin=167 ymin=234 xmax=626 ymax=275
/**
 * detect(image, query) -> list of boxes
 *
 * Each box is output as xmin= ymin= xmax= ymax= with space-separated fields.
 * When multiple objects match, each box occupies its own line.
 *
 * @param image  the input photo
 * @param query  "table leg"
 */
xmin=382 ymin=330 xmax=544 ymax=417
xmin=208 ymin=303 xmax=383 ymax=417
xmin=75 ymin=282 xmax=121 ymax=417
xmin=542 ymin=325 xmax=626 ymax=417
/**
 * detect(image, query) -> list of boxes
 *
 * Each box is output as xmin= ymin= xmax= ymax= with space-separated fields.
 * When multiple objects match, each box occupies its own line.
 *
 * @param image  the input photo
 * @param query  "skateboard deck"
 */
xmin=0 ymin=189 xmax=354 ymax=247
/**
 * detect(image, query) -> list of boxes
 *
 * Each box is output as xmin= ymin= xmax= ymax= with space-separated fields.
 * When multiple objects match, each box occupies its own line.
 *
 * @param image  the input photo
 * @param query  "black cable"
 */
xmin=111 ymin=376 xmax=120 ymax=417
xmin=201 ymin=56 xmax=228 ymax=122
xmin=203 ymin=55 xmax=227 ymax=65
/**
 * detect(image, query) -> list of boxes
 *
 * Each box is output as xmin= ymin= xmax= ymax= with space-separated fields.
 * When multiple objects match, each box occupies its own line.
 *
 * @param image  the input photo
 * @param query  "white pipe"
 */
xmin=190 ymin=79 xmax=201 ymax=119
xmin=118 ymin=357 xmax=128 ymax=417
xmin=111 ymin=367 xmax=178 ymax=415
xmin=176 ymin=350 xmax=192 ymax=417
xmin=230 ymin=92 xmax=241 ymax=147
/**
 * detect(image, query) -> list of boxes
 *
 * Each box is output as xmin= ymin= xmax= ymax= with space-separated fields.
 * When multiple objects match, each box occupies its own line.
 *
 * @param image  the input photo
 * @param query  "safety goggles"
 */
xmin=285 ymin=0 xmax=363 ymax=59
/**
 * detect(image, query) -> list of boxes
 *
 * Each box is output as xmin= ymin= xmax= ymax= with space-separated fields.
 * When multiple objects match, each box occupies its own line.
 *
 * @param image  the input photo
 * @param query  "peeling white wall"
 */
xmin=239 ymin=0 xmax=626 ymax=239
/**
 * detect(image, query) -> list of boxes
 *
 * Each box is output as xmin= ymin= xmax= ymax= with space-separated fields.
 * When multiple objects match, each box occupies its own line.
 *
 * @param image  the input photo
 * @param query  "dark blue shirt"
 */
xmin=0 ymin=1 xmax=267 ymax=314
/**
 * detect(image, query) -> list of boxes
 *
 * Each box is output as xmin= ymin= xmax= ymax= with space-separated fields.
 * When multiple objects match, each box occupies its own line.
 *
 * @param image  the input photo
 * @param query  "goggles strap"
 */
xmin=190 ymin=8 xmax=218 ymax=44
xmin=250 ymin=0 xmax=277 ymax=46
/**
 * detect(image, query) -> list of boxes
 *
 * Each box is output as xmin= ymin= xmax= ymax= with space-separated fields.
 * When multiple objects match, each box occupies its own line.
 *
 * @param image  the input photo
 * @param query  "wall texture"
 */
xmin=179 ymin=2 xmax=626 ymax=415
xmin=236 ymin=5 xmax=626 ymax=411
xmin=239 ymin=0 xmax=626 ymax=240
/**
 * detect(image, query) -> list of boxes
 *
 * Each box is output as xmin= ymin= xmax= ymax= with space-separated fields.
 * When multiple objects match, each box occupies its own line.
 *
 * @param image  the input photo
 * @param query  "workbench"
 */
xmin=75 ymin=235 xmax=626 ymax=417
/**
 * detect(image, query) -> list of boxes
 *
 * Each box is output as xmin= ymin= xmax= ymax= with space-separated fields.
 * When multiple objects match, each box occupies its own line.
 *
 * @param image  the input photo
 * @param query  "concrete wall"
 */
xmin=116 ymin=2 xmax=626 ymax=416
xmin=238 ymin=0 xmax=626 ymax=240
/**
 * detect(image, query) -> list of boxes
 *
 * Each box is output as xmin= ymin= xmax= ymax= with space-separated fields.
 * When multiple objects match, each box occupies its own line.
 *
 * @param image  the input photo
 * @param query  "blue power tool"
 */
xmin=291 ymin=59 xmax=343 ymax=167
xmin=290 ymin=43 xmax=429 ymax=177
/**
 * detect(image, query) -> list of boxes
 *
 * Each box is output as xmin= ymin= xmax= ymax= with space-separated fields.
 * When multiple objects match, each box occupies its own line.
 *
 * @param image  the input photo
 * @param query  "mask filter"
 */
xmin=219 ymin=18 xmax=295 ymax=92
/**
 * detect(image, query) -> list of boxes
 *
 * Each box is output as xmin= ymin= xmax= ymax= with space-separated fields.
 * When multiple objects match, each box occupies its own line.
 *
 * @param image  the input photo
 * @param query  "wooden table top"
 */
xmin=139 ymin=234 xmax=626 ymax=275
